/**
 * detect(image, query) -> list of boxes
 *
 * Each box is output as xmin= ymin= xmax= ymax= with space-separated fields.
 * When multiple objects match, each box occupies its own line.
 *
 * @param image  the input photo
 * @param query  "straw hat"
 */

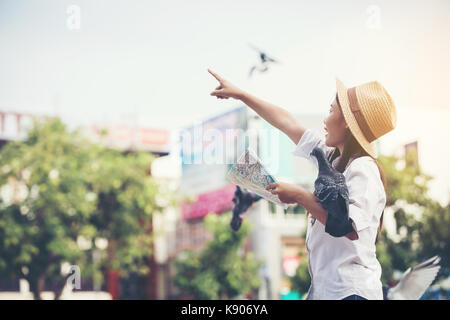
xmin=336 ymin=78 xmax=397 ymax=159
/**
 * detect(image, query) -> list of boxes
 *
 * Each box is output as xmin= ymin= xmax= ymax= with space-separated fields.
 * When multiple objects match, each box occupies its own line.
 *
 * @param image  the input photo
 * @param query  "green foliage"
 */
xmin=417 ymin=201 xmax=450 ymax=275
xmin=173 ymin=213 xmax=263 ymax=299
xmin=374 ymin=230 xmax=395 ymax=284
xmin=376 ymin=151 xmax=449 ymax=284
xmin=0 ymin=118 xmax=97 ymax=297
xmin=289 ymin=257 xmax=310 ymax=295
xmin=0 ymin=117 xmax=170 ymax=299
xmin=379 ymin=151 xmax=433 ymax=207
xmin=89 ymin=147 xmax=161 ymax=277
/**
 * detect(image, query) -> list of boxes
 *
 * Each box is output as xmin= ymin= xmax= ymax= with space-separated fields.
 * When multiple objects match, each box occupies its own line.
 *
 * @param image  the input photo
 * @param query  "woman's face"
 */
xmin=323 ymin=96 xmax=348 ymax=147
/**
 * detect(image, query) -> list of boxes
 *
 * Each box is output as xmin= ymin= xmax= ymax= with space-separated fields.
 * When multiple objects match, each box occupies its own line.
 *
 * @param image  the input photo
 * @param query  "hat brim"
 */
xmin=336 ymin=78 xmax=377 ymax=158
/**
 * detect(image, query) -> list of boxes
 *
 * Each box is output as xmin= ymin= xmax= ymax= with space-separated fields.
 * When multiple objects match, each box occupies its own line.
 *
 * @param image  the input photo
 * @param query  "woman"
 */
xmin=208 ymin=68 xmax=397 ymax=300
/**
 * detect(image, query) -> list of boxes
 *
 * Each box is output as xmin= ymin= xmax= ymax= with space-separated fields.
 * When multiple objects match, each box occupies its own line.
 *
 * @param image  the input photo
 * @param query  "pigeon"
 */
xmin=248 ymin=43 xmax=280 ymax=78
xmin=309 ymin=146 xmax=354 ymax=237
xmin=383 ymin=255 xmax=441 ymax=300
xmin=230 ymin=186 xmax=262 ymax=231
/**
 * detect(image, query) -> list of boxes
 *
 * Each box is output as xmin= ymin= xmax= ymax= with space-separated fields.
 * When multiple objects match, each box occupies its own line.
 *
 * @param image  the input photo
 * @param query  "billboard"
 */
xmin=179 ymin=106 xmax=248 ymax=220
xmin=91 ymin=124 xmax=170 ymax=153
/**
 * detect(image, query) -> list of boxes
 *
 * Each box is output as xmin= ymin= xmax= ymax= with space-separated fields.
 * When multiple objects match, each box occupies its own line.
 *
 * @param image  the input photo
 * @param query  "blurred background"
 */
xmin=0 ymin=0 xmax=449 ymax=300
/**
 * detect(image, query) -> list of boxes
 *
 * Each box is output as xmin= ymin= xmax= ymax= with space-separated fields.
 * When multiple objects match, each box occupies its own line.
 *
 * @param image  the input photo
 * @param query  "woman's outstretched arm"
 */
xmin=239 ymin=91 xmax=305 ymax=144
xmin=208 ymin=68 xmax=306 ymax=144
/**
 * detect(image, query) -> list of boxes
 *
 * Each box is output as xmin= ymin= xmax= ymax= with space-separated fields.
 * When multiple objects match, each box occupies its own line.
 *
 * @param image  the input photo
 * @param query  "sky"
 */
xmin=0 ymin=0 xmax=449 ymax=204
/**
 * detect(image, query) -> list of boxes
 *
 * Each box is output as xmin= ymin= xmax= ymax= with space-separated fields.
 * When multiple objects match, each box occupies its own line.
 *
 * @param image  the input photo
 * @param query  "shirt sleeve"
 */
xmin=345 ymin=159 xmax=383 ymax=233
xmin=292 ymin=129 xmax=335 ymax=169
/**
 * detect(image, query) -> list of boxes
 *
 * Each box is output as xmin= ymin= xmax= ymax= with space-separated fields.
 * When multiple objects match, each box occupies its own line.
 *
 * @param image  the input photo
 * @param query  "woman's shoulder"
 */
xmin=350 ymin=155 xmax=376 ymax=165
xmin=345 ymin=156 xmax=386 ymax=208
xmin=345 ymin=156 xmax=380 ymax=179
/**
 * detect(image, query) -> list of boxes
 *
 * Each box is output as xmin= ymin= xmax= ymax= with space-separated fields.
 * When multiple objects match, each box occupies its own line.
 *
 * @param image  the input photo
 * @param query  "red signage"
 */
xmin=181 ymin=184 xmax=236 ymax=220
xmin=282 ymin=256 xmax=301 ymax=277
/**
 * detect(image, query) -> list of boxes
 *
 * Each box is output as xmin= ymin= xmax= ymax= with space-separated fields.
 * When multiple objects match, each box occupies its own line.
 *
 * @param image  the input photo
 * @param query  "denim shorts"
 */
xmin=342 ymin=294 xmax=368 ymax=300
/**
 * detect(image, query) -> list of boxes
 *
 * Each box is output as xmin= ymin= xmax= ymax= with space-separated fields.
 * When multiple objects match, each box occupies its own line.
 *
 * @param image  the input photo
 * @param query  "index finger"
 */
xmin=208 ymin=69 xmax=224 ymax=82
xmin=265 ymin=183 xmax=276 ymax=190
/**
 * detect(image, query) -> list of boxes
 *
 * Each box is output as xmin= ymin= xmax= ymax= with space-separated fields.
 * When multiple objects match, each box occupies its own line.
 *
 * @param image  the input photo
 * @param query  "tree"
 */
xmin=173 ymin=212 xmax=263 ymax=299
xmin=289 ymin=256 xmax=310 ymax=297
xmin=0 ymin=117 xmax=168 ymax=299
xmin=88 ymin=144 xmax=165 ymax=287
xmin=416 ymin=201 xmax=450 ymax=279
xmin=376 ymin=150 xmax=449 ymax=284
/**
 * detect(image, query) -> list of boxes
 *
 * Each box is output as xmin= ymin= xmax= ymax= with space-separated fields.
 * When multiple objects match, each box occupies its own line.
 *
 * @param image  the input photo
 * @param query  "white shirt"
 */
xmin=292 ymin=129 xmax=386 ymax=300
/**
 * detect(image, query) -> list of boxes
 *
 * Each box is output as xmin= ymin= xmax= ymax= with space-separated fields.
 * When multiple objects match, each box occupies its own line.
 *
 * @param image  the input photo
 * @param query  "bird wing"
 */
xmin=247 ymin=42 xmax=280 ymax=63
xmin=248 ymin=42 xmax=263 ymax=53
xmin=265 ymin=56 xmax=279 ymax=63
xmin=336 ymin=192 xmax=349 ymax=216
xmin=248 ymin=66 xmax=257 ymax=78
xmin=389 ymin=256 xmax=441 ymax=300
xmin=315 ymin=177 xmax=334 ymax=203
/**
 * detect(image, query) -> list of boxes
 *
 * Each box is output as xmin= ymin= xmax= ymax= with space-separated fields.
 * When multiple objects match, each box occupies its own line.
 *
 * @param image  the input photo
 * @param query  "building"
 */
xmin=166 ymin=107 xmax=331 ymax=299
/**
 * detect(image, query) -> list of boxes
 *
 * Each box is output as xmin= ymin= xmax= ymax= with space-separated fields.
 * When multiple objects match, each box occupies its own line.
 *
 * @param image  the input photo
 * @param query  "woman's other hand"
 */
xmin=265 ymin=182 xmax=304 ymax=204
xmin=208 ymin=69 xmax=245 ymax=100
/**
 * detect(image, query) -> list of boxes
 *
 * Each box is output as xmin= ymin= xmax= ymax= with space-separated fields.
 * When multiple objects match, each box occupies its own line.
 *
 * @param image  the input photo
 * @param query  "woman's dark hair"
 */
xmin=328 ymin=94 xmax=387 ymax=243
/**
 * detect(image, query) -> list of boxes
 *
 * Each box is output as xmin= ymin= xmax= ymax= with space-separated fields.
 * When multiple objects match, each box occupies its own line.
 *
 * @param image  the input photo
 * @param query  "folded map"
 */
xmin=227 ymin=148 xmax=290 ymax=209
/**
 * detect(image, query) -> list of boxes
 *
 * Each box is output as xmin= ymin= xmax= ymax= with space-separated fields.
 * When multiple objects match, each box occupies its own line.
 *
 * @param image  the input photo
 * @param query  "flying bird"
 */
xmin=230 ymin=186 xmax=262 ymax=231
xmin=310 ymin=146 xmax=354 ymax=237
xmin=383 ymin=255 xmax=441 ymax=300
xmin=248 ymin=43 xmax=280 ymax=78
